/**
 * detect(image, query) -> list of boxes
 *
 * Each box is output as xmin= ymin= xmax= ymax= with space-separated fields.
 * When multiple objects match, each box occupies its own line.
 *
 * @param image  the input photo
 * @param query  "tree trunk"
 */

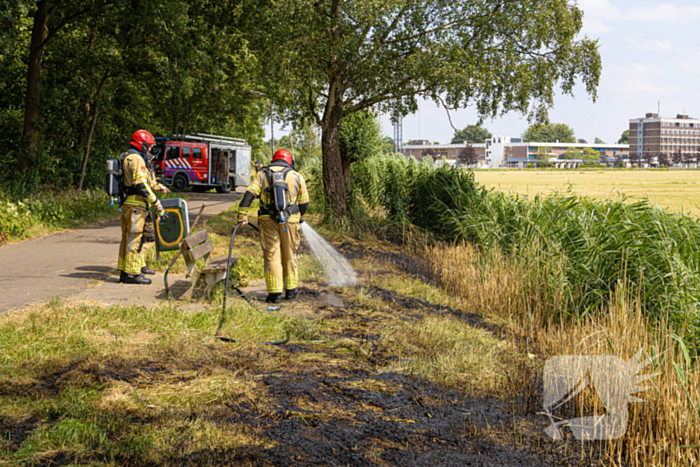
xmin=321 ymin=106 xmax=347 ymax=215
xmin=21 ymin=0 xmax=50 ymax=174
xmin=77 ymin=73 xmax=108 ymax=190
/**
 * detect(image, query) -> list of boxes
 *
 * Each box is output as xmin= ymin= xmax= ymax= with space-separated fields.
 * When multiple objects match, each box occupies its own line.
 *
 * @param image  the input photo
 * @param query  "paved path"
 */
xmin=0 ymin=190 xmax=244 ymax=313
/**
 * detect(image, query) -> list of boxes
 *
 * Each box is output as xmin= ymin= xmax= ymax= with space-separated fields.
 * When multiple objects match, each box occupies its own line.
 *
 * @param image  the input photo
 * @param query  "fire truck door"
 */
xmin=191 ymin=146 xmax=205 ymax=181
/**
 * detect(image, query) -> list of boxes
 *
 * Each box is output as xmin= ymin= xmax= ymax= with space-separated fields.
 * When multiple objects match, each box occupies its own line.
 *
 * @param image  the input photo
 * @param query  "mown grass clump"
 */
xmin=349 ymin=156 xmax=700 ymax=351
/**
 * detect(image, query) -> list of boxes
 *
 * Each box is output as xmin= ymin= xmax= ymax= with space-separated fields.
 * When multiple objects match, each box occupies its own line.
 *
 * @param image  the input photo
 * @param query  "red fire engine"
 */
xmin=151 ymin=133 xmax=251 ymax=193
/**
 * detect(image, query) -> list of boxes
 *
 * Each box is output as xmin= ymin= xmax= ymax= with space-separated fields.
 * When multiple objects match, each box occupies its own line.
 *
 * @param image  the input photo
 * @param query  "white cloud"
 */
xmin=626 ymin=4 xmax=700 ymax=23
xmin=576 ymin=0 xmax=621 ymax=19
xmin=582 ymin=18 xmax=612 ymax=35
xmin=631 ymin=64 xmax=659 ymax=74
xmin=625 ymin=36 xmax=673 ymax=51
xmin=615 ymin=78 xmax=682 ymax=96
xmin=680 ymin=49 xmax=700 ymax=74
xmin=576 ymin=0 xmax=620 ymax=35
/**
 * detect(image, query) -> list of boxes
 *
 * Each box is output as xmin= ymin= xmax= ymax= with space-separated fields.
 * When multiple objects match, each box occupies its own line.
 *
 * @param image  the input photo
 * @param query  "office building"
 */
xmin=629 ymin=113 xmax=700 ymax=159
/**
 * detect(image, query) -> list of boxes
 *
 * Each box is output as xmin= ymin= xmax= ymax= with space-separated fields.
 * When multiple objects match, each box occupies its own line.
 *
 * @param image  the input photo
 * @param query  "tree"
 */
xmin=672 ymin=150 xmax=684 ymax=166
xmin=19 ymin=0 xmax=105 ymax=174
xmin=658 ymin=152 xmax=671 ymax=167
xmin=563 ymin=147 xmax=580 ymax=160
xmin=618 ymin=129 xmax=630 ymax=144
xmin=379 ymin=135 xmax=395 ymax=155
xmin=243 ymin=0 xmax=601 ymax=214
xmin=581 ymin=147 xmax=599 ymax=165
xmin=457 ymin=144 xmax=479 ymax=166
xmin=629 ymin=152 xmax=640 ymax=167
xmin=535 ymin=146 xmax=551 ymax=161
xmin=594 ymin=137 xmax=605 ymax=144
xmin=522 ymin=123 xmax=576 ymax=143
xmin=339 ymin=109 xmax=383 ymax=182
xmin=451 ymin=124 xmax=492 ymax=144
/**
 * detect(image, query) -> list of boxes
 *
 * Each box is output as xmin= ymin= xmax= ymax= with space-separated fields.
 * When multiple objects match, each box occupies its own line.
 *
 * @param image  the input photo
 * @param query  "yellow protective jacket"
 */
xmin=122 ymin=152 xmax=161 ymax=210
xmin=238 ymin=164 xmax=309 ymax=223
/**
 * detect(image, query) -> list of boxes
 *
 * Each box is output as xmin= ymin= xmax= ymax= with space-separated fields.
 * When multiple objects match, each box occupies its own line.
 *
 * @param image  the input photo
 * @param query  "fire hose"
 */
xmin=214 ymin=221 xmax=290 ymax=346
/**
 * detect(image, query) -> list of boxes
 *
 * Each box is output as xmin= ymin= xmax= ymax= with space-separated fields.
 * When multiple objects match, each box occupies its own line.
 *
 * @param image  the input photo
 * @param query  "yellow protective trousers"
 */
xmin=259 ymin=218 xmax=301 ymax=294
xmin=118 ymin=204 xmax=147 ymax=274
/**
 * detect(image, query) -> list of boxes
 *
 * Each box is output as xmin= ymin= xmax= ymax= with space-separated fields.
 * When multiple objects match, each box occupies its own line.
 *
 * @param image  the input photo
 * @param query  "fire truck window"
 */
xmin=193 ymin=148 xmax=202 ymax=159
xmin=167 ymin=147 xmax=179 ymax=160
xmin=183 ymin=147 xmax=191 ymax=159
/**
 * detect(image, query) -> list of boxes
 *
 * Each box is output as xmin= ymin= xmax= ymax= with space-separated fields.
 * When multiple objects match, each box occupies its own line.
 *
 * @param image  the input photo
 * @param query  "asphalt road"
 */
xmin=0 ymin=190 xmax=243 ymax=313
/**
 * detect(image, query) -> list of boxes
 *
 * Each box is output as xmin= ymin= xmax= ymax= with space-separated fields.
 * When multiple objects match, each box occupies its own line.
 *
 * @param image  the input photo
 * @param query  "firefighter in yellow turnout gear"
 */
xmin=117 ymin=130 xmax=168 ymax=285
xmin=237 ymin=149 xmax=310 ymax=303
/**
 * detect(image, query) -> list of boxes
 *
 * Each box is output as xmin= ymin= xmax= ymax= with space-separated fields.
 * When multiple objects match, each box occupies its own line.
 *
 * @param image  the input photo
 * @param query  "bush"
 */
xmin=0 ymin=187 xmax=115 ymax=244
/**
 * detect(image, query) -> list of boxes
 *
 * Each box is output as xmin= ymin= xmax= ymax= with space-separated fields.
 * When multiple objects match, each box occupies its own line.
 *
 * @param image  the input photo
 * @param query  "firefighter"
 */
xmin=117 ymin=130 xmax=168 ymax=284
xmin=237 ymin=149 xmax=309 ymax=303
xmin=140 ymin=153 xmax=170 ymax=245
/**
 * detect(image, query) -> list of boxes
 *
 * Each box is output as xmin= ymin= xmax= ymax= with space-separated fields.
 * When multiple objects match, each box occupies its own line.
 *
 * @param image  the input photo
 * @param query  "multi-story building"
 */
xmin=629 ymin=113 xmax=700 ymax=160
xmin=402 ymin=136 xmax=629 ymax=168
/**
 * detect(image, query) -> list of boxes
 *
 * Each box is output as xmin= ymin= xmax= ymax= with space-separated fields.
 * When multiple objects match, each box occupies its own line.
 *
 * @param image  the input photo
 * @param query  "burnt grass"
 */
xmin=1 ymin=244 xmax=611 ymax=466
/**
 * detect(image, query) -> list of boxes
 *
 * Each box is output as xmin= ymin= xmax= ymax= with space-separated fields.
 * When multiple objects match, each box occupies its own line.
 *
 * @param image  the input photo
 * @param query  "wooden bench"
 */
xmin=178 ymin=230 xmax=238 ymax=297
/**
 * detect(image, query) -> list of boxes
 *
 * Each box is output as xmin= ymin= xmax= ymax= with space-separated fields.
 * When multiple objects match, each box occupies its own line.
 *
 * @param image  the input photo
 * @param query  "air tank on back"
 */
xmin=106 ymin=159 xmax=119 ymax=206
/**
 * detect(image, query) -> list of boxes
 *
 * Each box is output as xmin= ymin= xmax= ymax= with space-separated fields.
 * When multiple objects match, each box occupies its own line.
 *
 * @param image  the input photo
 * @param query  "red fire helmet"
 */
xmin=130 ymin=130 xmax=156 ymax=153
xmin=272 ymin=148 xmax=294 ymax=166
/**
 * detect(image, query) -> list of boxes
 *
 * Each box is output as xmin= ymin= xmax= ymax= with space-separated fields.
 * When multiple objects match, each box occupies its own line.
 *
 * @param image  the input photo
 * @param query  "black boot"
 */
xmin=121 ymin=273 xmax=152 ymax=285
xmin=285 ymin=288 xmax=298 ymax=300
xmin=141 ymin=266 xmax=156 ymax=275
xmin=266 ymin=293 xmax=283 ymax=304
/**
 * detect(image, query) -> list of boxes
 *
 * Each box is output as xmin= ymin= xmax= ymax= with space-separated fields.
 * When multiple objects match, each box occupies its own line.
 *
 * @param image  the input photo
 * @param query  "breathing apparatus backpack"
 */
xmin=105 ymin=149 xmax=149 ymax=207
xmin=260 ymin=166 xmax=299 ymax=225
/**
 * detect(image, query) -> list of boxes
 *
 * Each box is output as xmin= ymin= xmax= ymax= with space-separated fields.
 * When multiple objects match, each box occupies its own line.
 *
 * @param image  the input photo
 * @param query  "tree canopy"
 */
xmin=243 ymin=0 xmax=601 ymax=213
xmin=1 ymin=0 xmax=265 ymax=191
xmin=451 ymin=124 xmax=492 ymax=144
xmin=618 ymin=129 xmax=630 ymax=144
xmin=3 ymin=0 xmax=601 ymax=211
xmin=522 ymin=123 xmax=576 ymax=143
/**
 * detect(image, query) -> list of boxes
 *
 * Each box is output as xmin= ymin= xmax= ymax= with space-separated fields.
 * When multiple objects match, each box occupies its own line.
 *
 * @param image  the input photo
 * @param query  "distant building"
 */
xmin=401 ymin=136 xmax=629 ymax=168
xmin=629 ymin=113 xmax=700 ymax=162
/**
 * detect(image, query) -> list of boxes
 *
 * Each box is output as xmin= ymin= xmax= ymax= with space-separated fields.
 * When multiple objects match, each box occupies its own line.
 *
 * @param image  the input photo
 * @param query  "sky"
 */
xmin=270 ymin=1 xmax=700 ymax=145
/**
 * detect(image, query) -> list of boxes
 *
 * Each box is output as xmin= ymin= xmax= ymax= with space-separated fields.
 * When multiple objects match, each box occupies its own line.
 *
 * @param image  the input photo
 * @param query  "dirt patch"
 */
xmin=224 ymin=368 xmax=577 ymax=466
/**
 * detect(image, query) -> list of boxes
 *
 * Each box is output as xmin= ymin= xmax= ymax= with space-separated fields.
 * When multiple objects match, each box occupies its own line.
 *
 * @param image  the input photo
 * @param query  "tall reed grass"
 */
xmin=349 ymin=156 xmax=700 ymax=352
xmin=420 ymin=239 xmax=700 ymax=466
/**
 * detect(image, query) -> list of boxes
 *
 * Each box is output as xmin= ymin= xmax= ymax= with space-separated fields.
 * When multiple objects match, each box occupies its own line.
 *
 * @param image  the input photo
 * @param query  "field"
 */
xmin=474 ymin=169 xmax=700 ymax=216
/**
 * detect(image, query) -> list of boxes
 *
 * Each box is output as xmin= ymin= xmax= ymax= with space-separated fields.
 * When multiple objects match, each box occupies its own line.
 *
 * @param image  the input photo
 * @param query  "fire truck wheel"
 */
xmin=215 ymin=177 xmax=234 ymax=194
xmin=172 ymin=174 xmax=188 ymax=192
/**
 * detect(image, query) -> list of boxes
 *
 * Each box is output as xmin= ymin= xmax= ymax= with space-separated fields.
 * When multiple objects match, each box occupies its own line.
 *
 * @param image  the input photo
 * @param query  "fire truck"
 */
xmin=151 ymin=133 xmax=251 ymax=193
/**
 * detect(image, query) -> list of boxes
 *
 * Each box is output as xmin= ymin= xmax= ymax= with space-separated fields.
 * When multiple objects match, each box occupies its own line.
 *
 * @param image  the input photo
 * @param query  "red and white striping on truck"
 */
xmin=151 ymin=133 xmax=251 ymax=193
